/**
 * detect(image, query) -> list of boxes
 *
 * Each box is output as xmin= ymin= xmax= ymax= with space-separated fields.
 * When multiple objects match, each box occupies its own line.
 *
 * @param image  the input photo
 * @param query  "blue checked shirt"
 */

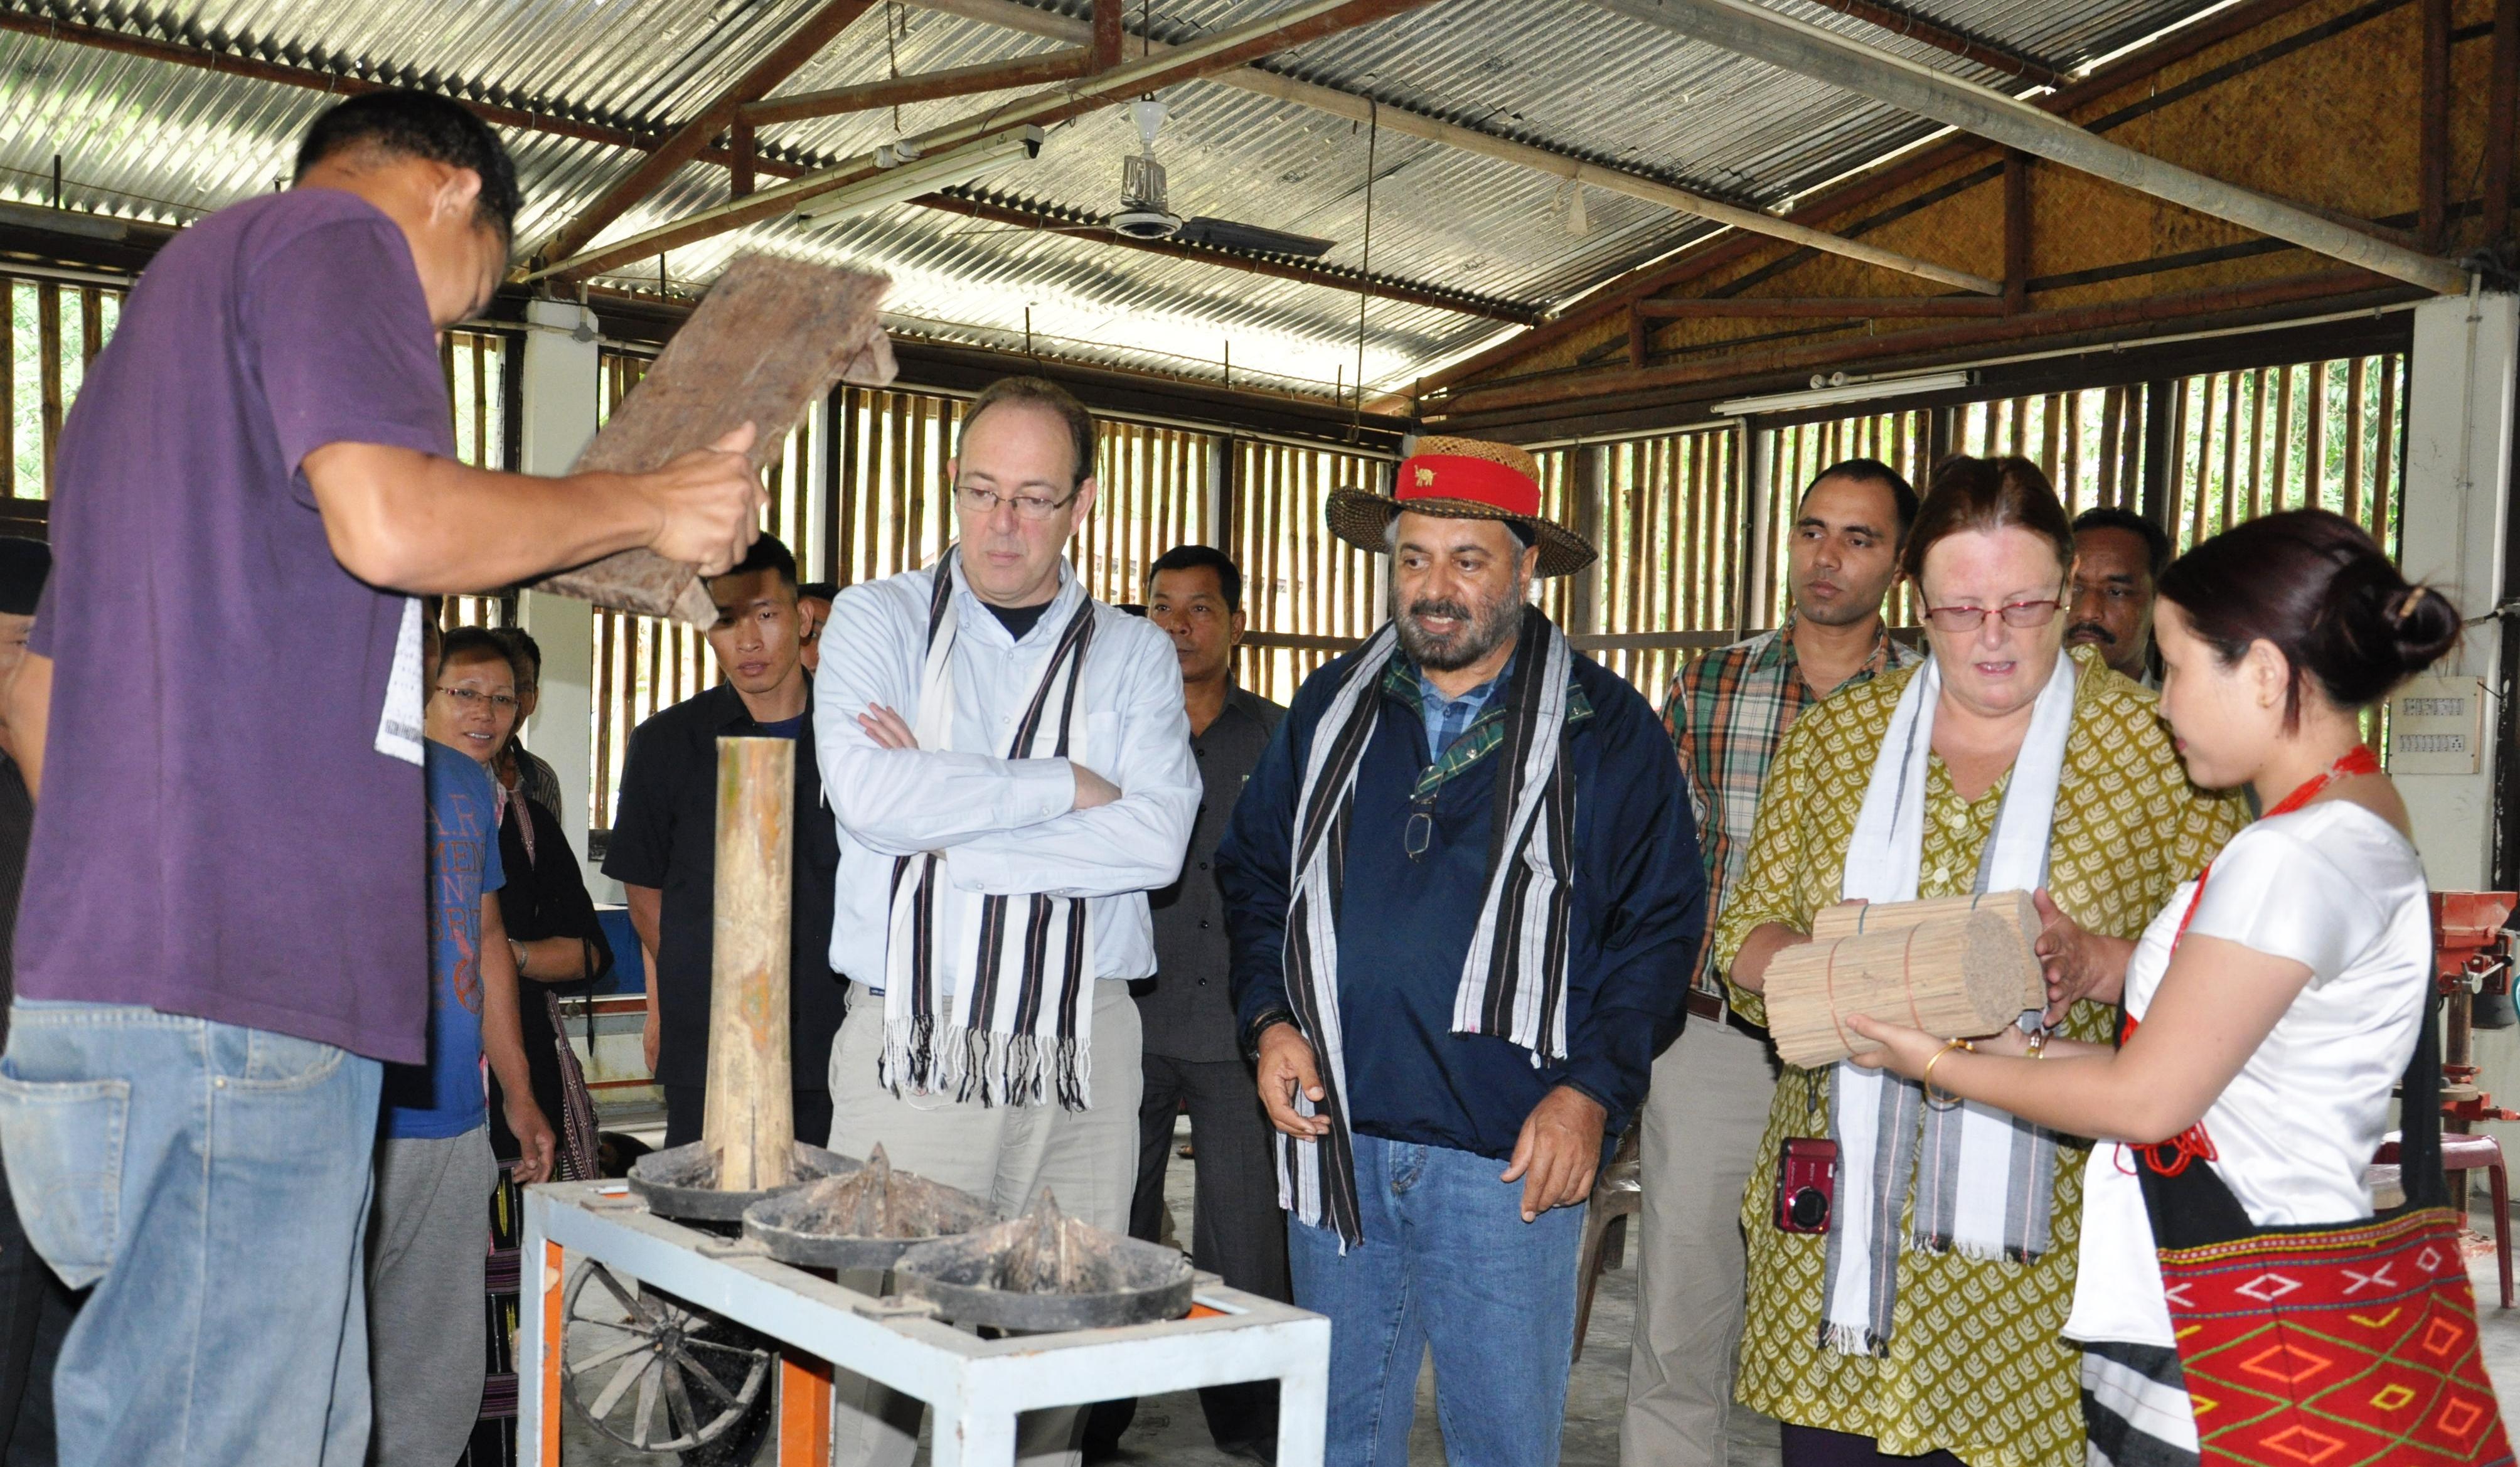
xmin=1418 ymin=664 xmax=1508 ymax=758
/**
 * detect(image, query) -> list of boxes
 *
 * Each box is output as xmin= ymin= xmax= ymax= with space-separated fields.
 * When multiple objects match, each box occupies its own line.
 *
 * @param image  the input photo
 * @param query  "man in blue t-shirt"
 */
xmin=366 ymin=614 xmax=552 ymax=1467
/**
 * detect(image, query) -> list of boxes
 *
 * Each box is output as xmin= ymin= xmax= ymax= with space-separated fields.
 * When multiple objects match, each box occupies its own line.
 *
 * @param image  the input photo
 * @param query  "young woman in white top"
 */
xmin=1842 ymin=508 xmax=2467 ymax=1466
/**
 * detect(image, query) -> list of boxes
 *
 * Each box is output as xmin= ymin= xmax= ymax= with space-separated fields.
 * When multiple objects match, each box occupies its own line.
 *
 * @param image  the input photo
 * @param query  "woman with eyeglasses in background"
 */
xmin=436 ymin=627 xmax=614 ymax=1179
xmin=1711 ymin=456 xmax=2246 ymax=1467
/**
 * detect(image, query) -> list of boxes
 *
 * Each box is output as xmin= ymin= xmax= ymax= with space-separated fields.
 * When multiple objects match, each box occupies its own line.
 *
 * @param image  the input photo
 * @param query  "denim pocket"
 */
xmin=225 ymin=1025 xmax=347 ymax=1091
xmin=0 ymin=1072 xmax=131 ymax=1289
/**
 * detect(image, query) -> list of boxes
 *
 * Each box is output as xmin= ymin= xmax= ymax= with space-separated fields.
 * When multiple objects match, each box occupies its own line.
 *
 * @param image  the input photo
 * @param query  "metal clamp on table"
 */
xmin=519 ymin=1180 xmax=1332 ymax=1466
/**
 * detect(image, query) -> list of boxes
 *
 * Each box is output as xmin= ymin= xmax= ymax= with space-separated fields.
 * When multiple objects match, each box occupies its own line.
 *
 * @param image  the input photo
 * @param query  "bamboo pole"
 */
xmin=705 ymin=737 xmax=797 ymax=1191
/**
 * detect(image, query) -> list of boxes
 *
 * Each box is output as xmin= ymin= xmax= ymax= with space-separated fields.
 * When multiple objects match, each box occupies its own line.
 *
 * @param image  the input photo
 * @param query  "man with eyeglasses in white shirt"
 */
xmin=814 ymin=376 xmax=1200 ymax=1467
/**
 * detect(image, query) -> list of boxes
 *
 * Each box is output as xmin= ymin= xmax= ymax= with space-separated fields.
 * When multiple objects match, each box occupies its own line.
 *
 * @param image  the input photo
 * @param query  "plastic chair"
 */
xmin=2376 ymin=1130 xmax=2512 ymax=1308
xmin=1573 ymin=1126 xmax=1645 ymax=1363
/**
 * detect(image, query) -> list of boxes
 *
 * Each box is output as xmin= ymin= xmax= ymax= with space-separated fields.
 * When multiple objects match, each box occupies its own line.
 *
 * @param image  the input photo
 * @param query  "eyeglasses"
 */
xmin=956 ymin=483 xmax=1079 ymax=521
xmin=434 ymin=685 xmax=520 ymax=713
xmin=1919 ymin=586 xmax=2069 ymax=634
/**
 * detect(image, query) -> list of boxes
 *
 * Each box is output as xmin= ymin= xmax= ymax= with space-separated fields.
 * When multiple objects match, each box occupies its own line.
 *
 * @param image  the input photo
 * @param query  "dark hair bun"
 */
xmin=2385 ymin=584 xmax=2462 ymax=674
xmin=2159 ymin=508 xmax=2460 ymax=723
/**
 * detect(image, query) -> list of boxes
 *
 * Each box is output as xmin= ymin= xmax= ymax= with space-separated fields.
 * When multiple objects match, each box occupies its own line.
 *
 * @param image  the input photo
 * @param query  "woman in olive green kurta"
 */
xmin=1714 ymin=468 xmax=2243 ymax=1467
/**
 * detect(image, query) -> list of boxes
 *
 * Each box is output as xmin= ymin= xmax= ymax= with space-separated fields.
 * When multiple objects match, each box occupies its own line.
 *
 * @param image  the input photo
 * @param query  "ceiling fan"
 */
xmin=1106 ymin=98 xmax=1335 ymax=257
xmin=943 ymin=98 xmax=1336 ymax=259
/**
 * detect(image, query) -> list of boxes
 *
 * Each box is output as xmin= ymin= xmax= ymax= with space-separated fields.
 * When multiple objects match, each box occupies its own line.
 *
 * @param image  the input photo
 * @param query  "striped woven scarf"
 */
xmin=1278 ymin=605 xmax=1577 ymax=1244
xmin=879 ymin=551 xmax=1101 ymax=1110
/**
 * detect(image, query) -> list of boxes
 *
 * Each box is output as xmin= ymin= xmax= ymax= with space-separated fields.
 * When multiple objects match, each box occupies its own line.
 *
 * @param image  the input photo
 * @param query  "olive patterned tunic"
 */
xmin=1714 ymin=646 xmax=2245 ymax=1467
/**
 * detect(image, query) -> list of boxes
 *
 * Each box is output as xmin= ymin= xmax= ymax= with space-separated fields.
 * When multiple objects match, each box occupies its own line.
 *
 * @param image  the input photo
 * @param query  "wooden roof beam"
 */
xmin=1092 ymin=0 xmax=1126 ymax=69
xmin=1586 ymin=0 xmax=2469 ymax=295
xmin=740 ymin=49 xmax=1094 ymax=127
xmin=904 ymin=0 xmax=2000 ymax=294
xmin=528 ymin=0 xmax=881 ymax=267
xmin=1635 ymin=295 xmax=2007 ymax=317
xmin=1437 ymin=270 xmax=2403 ymax=419
xmin=528 ymin=0 xmax=1446 ymax=284
xmin=1803 ymin=0 xmax=2066 ymax=86
xmin=0 ymin=10 xmax=649 ymax=153
xmin=0 ymin=9 xmax=857 ymax=186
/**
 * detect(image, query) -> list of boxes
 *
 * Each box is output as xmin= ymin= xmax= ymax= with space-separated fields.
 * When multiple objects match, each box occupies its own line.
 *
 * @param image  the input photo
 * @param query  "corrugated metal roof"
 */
xmin=0 ymin=0 xmax=2230 ymax=398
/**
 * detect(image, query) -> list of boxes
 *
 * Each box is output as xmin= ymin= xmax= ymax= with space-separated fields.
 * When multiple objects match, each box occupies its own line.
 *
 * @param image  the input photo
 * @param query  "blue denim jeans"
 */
xmin=0 ymin=1001 xmax=383 ymax=1467
xmin=1286 ymin=1132 xmax=1586 ymax=1467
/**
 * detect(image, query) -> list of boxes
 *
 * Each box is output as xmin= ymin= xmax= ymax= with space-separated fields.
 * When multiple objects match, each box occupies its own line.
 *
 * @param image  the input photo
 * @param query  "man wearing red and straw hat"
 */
xmin=1218 ymin=435 xmax=1705 ymax=1464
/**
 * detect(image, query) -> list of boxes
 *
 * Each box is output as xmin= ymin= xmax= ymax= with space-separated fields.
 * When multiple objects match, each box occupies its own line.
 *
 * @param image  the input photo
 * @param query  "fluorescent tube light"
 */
xmin=1712 ymin=370 xmax=1975 ymax=417
xmin=793 ymin=127 xmax=1045 ymax=225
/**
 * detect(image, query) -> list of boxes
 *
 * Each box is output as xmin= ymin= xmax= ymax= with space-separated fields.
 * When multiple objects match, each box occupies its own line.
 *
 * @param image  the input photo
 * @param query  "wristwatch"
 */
xmin=1242 ymin=1006 xmax=1297 ymax=1065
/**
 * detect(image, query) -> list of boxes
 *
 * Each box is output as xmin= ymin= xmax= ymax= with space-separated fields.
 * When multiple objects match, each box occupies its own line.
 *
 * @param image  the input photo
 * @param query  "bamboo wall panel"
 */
xmin=1536 ymin=428 xmax=1743 ymax=700
xmin=1228 ymin=439 xmax=1382 ymax=705
xmin=1077 ymin=420 xmax=1215 ymax=609
xmin=5 ymin=276 xmax=120 ymax=499
xmin=437 ymin=330 xmax=516 ymax=632
xmin=2157 ymin=355 xmax=2406 ymax=557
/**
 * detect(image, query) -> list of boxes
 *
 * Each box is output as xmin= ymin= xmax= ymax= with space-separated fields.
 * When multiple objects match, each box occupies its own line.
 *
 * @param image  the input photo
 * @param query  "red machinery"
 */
xmin=2433 ymin=892 xmax=2520 ymax=1126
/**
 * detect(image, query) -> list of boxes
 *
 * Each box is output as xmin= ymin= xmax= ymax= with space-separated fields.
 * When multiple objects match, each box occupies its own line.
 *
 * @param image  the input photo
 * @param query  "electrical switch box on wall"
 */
xmin=2388 ymin=675 xmax=2489 ymax=775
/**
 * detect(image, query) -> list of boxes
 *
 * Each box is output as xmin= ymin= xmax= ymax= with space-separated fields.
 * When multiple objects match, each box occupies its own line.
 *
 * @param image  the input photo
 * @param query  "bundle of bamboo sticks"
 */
xmin=1765 ymin=890 xmax=2045 ymax=1069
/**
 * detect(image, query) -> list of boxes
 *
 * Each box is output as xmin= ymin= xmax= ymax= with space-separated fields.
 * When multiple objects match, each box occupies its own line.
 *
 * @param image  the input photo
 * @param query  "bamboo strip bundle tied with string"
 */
xmin=1765 ymin=890 xmax=2045 ymax=1069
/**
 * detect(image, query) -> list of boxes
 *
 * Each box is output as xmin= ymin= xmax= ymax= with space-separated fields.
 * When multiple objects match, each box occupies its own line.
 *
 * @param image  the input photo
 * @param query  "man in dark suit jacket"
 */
xmin=1086 ymin=545 xmax=1289 ymax=1464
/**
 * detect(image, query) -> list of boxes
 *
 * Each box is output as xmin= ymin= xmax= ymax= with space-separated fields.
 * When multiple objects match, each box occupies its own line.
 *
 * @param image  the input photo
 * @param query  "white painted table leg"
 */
xmin=1277 ymin=1343 xmax=1331 ymax=1467
xmin=931 ymin=1402 xmax=1020 ymax=1467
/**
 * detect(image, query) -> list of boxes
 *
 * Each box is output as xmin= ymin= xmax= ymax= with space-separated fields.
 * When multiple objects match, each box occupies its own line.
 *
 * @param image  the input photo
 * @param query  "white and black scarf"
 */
xmin=1822 ymin=652 xmax=2077 ymax=1356
xmin=1278 ymin=605 xmax=1577 ymax=1245
xmin=880 ymin=550 xmax=1101 ymax=1110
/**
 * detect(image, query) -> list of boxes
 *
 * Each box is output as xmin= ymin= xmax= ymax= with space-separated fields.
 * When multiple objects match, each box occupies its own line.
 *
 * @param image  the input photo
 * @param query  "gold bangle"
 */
xmin=1921 ymin=1038 xmax=1976 ymax=1108
xmin=2026 ymin=1028 xmax=2050 ymax=1060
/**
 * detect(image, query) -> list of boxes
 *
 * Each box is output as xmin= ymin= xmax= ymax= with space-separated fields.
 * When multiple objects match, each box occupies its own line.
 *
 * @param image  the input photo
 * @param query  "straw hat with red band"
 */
xmin=1325 ymin=435 xmax=1597 ymax=578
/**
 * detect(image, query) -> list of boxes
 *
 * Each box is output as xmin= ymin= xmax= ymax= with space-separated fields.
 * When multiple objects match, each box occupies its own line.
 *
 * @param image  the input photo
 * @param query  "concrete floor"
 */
xmin=555 ymin=1124 xmax=2520 ymax=1466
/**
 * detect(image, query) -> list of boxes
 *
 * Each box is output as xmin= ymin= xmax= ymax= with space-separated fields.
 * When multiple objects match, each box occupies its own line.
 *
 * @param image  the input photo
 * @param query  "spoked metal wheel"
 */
xmin=560 ymin=1260 xmax=774 ymax=1454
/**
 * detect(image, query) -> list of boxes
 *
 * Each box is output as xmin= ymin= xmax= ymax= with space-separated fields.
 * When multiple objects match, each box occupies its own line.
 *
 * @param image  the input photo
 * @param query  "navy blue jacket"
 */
xmin=1217 ymin=640 xmax=1704 ymax=1160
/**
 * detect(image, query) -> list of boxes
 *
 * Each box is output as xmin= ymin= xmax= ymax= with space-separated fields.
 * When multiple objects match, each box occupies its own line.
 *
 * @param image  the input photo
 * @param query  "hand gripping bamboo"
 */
xmin=1765 ymin=890 xmax=2044 ymax=1069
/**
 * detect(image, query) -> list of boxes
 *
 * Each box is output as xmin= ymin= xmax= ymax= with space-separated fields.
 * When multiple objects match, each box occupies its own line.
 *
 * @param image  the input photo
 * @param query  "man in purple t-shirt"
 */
xmin=0 ymin=91 xmax=766 ymax=1467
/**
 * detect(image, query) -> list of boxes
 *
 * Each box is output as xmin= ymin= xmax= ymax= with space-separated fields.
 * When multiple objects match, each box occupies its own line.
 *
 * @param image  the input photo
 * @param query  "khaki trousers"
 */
xmin=823 ymin=979 xmax=1144 ymax=1467
xmin=1622 ymin=1016 xmax=1784 ymax=1467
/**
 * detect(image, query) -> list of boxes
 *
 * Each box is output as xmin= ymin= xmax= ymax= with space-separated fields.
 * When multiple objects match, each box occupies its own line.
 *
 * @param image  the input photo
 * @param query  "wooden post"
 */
xmin=1569 ymin=442 xmax=1606 ymax=636
xmin=2138 ymin=380 xmax=2175 ymax=535
xmin=2001 ymin=150 xmax=2029 ymax=316
xmin=705 ymin=736 xmax=795 ymax=1191
xmin=730 ymin=120 xmax=758 ymax=199
xmin=2420 ymin=0 xmax=2450 ymax=250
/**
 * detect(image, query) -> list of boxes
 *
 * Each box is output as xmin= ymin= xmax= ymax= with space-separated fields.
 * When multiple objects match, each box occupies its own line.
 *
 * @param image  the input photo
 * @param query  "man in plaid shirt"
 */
xmin=1623 ymin=459 xmax=1922 ymax=1467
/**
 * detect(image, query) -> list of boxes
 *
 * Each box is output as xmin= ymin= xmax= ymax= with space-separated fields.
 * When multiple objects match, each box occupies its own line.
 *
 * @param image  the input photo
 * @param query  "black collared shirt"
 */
xmin=1141 ymin=685 xmax=1285 ymax=1064
xmin=602 ymin=683 xmax=845 ymax=1092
